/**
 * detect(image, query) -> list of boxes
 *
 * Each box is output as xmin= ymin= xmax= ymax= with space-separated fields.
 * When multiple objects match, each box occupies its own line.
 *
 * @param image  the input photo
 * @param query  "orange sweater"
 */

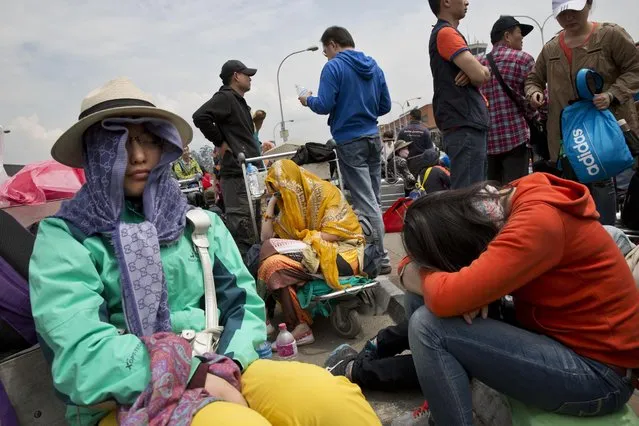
xmin=420 ymin=173 xmax=639 ymax=368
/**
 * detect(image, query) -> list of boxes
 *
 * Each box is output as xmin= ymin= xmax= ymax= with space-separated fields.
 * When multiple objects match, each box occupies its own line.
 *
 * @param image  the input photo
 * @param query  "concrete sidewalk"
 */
xmin=273 ymin=232 xmax=420 ymax=425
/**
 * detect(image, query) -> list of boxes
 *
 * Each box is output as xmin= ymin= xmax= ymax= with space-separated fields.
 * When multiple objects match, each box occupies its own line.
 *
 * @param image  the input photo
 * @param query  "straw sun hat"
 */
xmin=393 ymin=140 xmax=412 ymax=153
xmin=51 ymin=77 xmax=193 ymax=168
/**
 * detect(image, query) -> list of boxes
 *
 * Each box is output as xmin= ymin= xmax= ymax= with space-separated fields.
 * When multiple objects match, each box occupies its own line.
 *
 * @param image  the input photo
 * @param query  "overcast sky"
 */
xmin=2 ymin=0 xmax=638 ymax=165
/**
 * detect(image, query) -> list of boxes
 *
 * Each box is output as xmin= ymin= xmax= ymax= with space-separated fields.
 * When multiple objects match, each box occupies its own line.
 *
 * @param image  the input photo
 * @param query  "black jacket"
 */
xmin=193 ymin=86 xmax=260 ymax=177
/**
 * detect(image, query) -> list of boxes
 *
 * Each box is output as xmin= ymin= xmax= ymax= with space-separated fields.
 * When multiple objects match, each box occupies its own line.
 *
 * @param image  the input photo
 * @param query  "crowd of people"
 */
xmin=1 ymin=0 xmax=637 ymax=425
xmin=323 ymin=0 xmax=639 ymax=425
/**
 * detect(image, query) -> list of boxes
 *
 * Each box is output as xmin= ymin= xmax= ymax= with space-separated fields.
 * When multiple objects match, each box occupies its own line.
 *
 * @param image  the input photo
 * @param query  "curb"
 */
xmin=373 ymin=276 xmax=407 ymax=324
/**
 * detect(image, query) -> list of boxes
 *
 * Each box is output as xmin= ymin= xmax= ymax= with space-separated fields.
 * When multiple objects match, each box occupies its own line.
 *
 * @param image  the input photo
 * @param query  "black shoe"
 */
xmin=324 ymin=344 xmax=358 ymax=377
xmin=380 ymin=264 xmax=393 ymax=275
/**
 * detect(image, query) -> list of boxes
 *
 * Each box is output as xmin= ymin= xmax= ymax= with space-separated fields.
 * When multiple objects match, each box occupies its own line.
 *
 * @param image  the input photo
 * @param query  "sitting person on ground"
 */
xmin=259 ymin=159 xmax=366 ymax=347
xmin=29 ymin=78 xmax=380 ymax=426
xmin=381 ymin=129 xmax=395 ymax=171
xmin=412 ymin=148 xmax=451 ymax=195
xmin=384 ymin=140 xmax=416 ymax=195
xmin=399 ymin=172 xmax=639 ymax=425
xmin=324 ymin=319 xmax=421 ymax=393
xmin=172 ymin=146 xmax=202 ymax=180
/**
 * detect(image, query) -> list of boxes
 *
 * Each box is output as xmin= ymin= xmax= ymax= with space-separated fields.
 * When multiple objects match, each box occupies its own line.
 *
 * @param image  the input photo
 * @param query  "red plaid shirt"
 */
xmin=478 ymin=44 xmax=536 ymax=155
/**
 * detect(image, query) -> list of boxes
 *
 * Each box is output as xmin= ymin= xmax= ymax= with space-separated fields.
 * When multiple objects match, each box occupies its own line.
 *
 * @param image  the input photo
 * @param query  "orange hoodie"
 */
xmin=421 ymin=173 xmax=639 ymax=368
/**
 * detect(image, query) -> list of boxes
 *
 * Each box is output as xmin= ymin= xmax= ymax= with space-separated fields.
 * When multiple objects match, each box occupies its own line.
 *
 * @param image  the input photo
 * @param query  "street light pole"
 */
xmin=273 ymin=120 xmax=294 ymax=143
xmin=511 ymin=13 xmax=554 ymax=45
xmin=277 ymin=46 xmax=319 ymax=142
xmin=0 ymin=125 xmax=11 ymax=185
xmin=392 ymin=101 xmax=405 ymax=131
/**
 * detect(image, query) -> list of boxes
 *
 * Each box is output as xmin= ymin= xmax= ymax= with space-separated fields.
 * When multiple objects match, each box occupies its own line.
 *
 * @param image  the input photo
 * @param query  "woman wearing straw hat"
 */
xmin=28 ymin=78 xmax=380 ymax=426
xmin=385 ymin=140 xmax=417 ymax=195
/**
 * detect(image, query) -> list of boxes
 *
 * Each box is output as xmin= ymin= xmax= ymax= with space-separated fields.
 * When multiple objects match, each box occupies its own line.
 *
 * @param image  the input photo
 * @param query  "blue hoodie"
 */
xmin=307 ymin=50 xmax=392 ymax=143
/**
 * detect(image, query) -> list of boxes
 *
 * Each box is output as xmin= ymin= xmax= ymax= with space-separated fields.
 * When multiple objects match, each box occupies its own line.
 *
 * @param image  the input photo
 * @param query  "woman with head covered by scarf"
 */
xmin=258 ymin=159 xmax=366 ymax=345
xmin=28 ymin=78 xmax=380 ymax=426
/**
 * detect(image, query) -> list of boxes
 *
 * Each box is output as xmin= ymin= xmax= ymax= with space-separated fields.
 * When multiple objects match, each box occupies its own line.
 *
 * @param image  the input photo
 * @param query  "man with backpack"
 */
xmin=478 ymin=16 xmax=535 ymax=184
xmin=397 ymin=109 xmax=434 ymax=177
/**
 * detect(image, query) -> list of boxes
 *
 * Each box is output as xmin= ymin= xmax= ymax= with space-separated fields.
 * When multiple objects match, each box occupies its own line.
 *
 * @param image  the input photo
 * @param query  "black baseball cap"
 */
xmin=490 ymin=16 xmax=534 ymax=44
xmin=219 ymin=60 xmax=257 ymax=81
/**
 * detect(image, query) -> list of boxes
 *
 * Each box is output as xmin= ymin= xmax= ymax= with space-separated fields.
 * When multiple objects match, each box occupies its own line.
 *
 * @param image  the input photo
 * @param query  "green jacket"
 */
xmin=29 ymin=206 xmax=265 ymax=424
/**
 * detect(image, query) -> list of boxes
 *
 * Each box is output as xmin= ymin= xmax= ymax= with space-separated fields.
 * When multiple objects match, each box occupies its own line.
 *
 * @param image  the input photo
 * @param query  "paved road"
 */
xmin=269 ymin=232 xmax=423 ymax=425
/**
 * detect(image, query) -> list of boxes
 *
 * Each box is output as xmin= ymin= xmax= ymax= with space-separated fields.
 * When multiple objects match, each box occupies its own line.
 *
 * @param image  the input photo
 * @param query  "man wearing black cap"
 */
xmin=193 ymin=60 xmax=260 ymax=256
xmin=478 ymin=16 xmax=536 ymax=184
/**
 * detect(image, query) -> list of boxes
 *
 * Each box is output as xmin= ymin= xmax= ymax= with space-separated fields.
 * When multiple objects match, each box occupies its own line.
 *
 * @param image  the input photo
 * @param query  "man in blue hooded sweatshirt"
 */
xmin=299 ymin=26 xmax=392 ymax=273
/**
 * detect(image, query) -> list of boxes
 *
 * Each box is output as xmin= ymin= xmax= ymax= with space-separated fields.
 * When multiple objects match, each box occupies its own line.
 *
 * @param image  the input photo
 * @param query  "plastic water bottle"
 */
xmin=274 ymin=323 xmax=298 ymax=360
xmin=295 ymin=84 xmax=309 ymax=97
xmin=255 ymin=341 xmax=273 ymax=359
xmin=247 ymin=163 xmax=261 ymax=198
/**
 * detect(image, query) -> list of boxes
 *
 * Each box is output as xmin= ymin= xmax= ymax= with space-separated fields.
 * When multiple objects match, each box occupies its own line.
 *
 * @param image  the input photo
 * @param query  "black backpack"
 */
xmin=291 ymin=142 xmax=337 ymax=179
xmin=622 ymin=172 xmax=639 ymax=230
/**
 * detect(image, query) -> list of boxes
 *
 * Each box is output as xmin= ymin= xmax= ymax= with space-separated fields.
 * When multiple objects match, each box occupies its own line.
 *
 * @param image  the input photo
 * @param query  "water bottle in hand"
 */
xmin=295 ymin=84 xmax=309 ymax=97
xmin=275 ymin=323 xmax=298 ymax=360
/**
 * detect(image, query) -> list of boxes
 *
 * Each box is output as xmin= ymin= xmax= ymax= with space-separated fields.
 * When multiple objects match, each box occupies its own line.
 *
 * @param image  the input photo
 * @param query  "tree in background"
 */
xmin=195 ymin=145 xmax=215 ymax=173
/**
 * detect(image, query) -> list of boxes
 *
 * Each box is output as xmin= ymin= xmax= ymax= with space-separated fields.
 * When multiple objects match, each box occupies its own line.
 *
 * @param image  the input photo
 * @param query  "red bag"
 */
xmin=201 ymin=173 xmax=213 ymax=190
xmin=383 ymin=197 xmax=413 ymax=233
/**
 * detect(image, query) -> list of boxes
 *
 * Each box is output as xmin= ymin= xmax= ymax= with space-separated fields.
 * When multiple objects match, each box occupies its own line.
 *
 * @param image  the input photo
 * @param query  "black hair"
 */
xmin=402 ymin=183 xmax=506 ymax=273
xmin=409 ymin=109 xmax=422 ymax=121
xmin=491 ymin=25 xmax=518 ymax=44
xmin=320 ymin=26 xmax=355 ymax=48
xmin=222 ymin=75 xmax=232 ymax=86
xmin=382 ymin=129 xmax=395 ymax=139
xmin=428 ymin=0 xmax=441 ymax=16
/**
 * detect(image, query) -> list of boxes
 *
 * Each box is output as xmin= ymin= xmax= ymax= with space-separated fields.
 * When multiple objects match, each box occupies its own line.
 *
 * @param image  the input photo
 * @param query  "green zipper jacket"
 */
xmin=29 ymin=206 xmax=266 ymax=424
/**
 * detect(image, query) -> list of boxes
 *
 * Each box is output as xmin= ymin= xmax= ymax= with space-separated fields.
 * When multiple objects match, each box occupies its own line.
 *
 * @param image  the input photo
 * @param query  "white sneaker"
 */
xmin=270 ymin=323 xmax=315 ymax=350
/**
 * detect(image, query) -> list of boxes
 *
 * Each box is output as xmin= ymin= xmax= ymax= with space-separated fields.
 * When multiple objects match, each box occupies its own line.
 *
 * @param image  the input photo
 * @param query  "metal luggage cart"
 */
xmin=237 ymin=150 xmax=378 ymax=338
xmin=177 ymin=176 xmax=206 ymax=208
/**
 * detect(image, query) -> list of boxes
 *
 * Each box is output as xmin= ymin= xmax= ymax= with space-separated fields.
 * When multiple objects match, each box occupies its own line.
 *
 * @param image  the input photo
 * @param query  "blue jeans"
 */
xmin=443 ymin=127 xmax=487 ymax=189
xmin=405 ymin=293 xmax=634 ymax=425
xmin=336 ymin=136 xmax=385 ymax=250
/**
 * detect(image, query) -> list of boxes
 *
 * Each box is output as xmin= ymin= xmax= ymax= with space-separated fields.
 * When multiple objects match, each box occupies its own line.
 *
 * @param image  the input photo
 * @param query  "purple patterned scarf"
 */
xmin=56 ymin=117 xmax=189 ymax=337
xmin=117 ymin=333 xmax=241 ymax=426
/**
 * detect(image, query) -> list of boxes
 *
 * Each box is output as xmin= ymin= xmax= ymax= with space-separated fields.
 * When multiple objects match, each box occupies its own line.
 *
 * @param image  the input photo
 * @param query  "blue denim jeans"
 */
xmin=443 ymin=127 xmax=487 ymax=189
xmin=336 ymin=136 xmax=385 ymax=250
xmin=404 ymin=293 xmax=634 ymax=425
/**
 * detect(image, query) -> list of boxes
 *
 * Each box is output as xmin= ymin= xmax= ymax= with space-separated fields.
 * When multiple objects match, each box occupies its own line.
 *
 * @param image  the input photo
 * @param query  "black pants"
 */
xmin=487 ymin=143 xmax=529 ymax=185
xmin=220 ymin=176 xmax=258 ymax=257
xmin=351 ymin=320 xmax=421 ymax=391
xmin=589 ymin=179 xmax=617 ymax=226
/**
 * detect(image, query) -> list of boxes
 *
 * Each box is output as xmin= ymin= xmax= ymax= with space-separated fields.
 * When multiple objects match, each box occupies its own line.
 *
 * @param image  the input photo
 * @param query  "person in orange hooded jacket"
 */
xmin=399 ymin=172 xmax=639 ymax=425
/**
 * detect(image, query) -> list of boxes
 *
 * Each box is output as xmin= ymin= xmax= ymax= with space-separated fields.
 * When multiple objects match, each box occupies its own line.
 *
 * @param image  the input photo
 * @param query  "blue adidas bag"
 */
xmin=560 ymin=69 xmax=633 ymax=184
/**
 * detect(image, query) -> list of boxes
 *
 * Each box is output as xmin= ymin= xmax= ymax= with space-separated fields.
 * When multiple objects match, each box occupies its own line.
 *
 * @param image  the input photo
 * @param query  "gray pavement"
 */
xmin=270 ymin=232 xmax=423 ymax=425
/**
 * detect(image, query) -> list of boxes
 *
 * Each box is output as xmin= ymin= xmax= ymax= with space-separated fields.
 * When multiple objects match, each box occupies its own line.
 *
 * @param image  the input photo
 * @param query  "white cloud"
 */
xmin=9 ymin=115 xmax=63 ymax=143
xmin=2 ymin=115 xmax=63 ymax=164
xmin=1 ymin=0 xmax=638 ymax=165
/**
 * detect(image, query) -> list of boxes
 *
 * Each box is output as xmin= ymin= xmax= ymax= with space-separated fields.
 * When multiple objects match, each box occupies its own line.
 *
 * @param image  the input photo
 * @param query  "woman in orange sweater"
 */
xmin=400 ymin=172 xmax=639 ymax=425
